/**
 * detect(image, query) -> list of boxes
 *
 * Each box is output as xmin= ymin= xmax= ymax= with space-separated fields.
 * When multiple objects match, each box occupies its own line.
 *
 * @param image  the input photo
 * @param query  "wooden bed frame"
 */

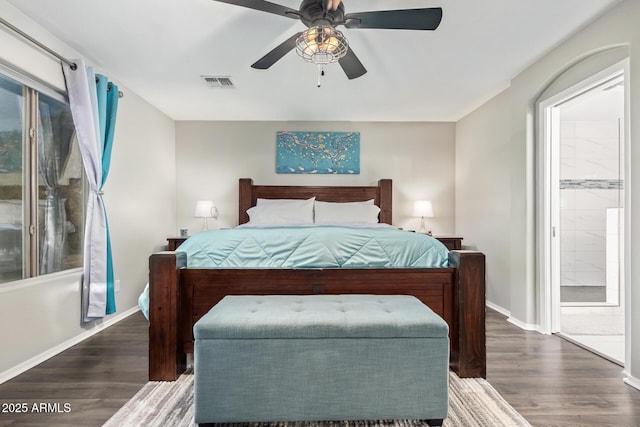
xmin=148 ymin=178 xmax=486 ymax=381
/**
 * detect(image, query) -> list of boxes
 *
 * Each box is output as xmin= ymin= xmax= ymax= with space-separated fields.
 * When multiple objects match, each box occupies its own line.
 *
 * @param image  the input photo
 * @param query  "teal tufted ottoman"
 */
xmin=193 ymin=295 xmax=449 ymax=426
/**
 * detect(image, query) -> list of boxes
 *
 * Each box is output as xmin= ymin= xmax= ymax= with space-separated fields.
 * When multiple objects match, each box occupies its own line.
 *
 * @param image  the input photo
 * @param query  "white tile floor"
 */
xmin=559 ymin=332 xmax=624 ymax=366
xmin=559 ymin=304 xmax=625 ymax=366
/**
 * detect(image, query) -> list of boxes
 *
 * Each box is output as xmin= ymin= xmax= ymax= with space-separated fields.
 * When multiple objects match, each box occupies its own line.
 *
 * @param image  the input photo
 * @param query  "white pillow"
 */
xmin=314 ymin=199 xmax=375 ymax=205
xmin=247 ymin=197 xmax=314 ymax=225
xmin=314 ymin=200 xmax=381 ymax=224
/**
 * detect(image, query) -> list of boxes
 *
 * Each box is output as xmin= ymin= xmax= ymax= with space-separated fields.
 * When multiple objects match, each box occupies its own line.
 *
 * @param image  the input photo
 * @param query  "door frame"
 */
xmin=536 ymin=58 xmax=629 ymax=335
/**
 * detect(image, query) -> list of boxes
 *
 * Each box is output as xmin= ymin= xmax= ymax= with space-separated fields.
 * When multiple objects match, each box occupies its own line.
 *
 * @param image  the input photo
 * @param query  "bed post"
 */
xmin=448 ymin=250 xmax=486 ymax=378
xmin=377 ymin=179 xmax=392 ymax=224
xmin=239 ymin=178 xmax=253 ymax=225
xmin=149 ymin=251 xmax=187 ymax=381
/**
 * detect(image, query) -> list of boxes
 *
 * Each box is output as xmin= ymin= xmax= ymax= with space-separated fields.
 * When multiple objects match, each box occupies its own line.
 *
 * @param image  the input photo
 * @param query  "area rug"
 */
xmin=103 ymin=371 xmax=530 ymax=427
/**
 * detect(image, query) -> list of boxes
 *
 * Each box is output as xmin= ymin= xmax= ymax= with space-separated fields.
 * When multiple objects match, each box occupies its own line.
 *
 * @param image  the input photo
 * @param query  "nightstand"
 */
xmin=167 ymin=237 xmax=188 ymax=251
xmin=434 ymin=236 xmax=463 ymax=250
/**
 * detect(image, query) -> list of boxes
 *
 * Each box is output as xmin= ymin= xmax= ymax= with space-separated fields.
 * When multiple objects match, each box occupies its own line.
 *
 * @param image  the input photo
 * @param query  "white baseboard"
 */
xmin=485 ymin=300 xmax=544 ymax=332
xmin=506 ymin=315 xmax=544 ymax=333
xmin=0 ymin=306 xmax=140 ymax=385
xmin=623 ymin=374 xmax=640 ymax=391
xmin=486 ymin=300 xmax=510 ymax=317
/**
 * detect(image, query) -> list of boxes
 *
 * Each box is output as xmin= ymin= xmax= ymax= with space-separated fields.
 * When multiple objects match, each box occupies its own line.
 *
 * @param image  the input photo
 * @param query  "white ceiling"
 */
xmin=7 ymin=0 xmax=620 ymax=122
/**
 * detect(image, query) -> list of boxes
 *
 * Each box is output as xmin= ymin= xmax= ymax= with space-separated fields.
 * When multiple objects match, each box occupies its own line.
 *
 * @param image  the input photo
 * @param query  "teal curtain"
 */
xmin=63 ymin=60 xmax=119 ymax=321
xmin=96 ymin=74 xmax=118 ymax=315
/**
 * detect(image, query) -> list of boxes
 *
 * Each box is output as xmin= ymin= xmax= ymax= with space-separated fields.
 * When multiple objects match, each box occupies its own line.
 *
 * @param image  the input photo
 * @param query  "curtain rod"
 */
xmin=0 ymin=16 xmax=124 ymax=98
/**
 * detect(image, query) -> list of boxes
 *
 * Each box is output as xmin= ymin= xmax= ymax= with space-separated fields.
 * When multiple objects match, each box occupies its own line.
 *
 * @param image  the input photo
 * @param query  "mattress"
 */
xmin=138 ymin=225 xmax=449 ymax=319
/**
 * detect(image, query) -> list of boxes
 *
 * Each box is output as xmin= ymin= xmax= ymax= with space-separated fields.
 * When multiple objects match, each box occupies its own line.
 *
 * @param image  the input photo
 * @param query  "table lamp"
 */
xmin=412 ymin=200 xmax=434 ymax=235
xmin=194 ymin=200 xmax=219 ymax=230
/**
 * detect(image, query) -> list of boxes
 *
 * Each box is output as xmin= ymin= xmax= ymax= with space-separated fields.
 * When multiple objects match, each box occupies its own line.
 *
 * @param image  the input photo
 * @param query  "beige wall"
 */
xmin=175 ymin=121 xmax=456 ymax=235
xmin=456 ymin=0 xmax=640 ymax=385
xmin=0 ymin=2 xmax=176 ymax=381
xmin=456 ymin=89 xmax=511 ymax=310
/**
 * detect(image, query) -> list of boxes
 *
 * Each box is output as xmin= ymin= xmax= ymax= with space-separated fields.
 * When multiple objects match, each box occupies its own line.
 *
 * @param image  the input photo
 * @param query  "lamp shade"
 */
xmin=412 ymin=200 xmax=434 ymax=218
xmin=194 ymin=200 xmax=218 ymax=219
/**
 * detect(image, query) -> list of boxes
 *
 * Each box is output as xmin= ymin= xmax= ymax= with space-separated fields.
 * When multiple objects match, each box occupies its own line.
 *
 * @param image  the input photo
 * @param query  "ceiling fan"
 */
xmin=212 ymin=0 xmax=443 ymax=80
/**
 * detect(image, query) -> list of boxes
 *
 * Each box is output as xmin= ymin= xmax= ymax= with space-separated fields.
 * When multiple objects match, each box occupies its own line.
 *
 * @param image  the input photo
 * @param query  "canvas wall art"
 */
xmin=276 ymin=131 xmax=360 ymax=174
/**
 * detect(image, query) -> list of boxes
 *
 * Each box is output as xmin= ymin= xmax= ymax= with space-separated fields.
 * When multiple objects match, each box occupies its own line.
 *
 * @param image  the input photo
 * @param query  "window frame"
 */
xmin=0 ymin=61 xmax=84 ymax=283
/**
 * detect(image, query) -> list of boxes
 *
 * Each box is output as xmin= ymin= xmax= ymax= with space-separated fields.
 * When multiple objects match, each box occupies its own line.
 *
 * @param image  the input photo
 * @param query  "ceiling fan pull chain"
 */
xmin=317 ymin=64 xmax=323 ymax=87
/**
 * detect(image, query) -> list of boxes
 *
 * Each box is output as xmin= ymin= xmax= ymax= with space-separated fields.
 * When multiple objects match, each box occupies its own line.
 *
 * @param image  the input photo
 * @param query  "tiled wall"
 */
xmin=560 ymin=120 xmax=622 ymax=287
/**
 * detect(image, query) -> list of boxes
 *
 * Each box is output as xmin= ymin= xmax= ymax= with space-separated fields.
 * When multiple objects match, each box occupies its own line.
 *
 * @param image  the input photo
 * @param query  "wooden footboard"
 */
xmin=148 ymin=251 xmax=187 ymax=381
xmin=448 ymin=251 xmax=486 ymax=378
xmin=148 ymin=250 xmax=486 ymax=381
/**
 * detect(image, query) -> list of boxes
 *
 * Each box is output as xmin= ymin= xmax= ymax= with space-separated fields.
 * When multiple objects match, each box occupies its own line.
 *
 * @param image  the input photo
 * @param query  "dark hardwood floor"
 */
xmin=0 ymin=312 xmax=148 ymax=427
xmin=1 ymin=309 xmax=639 ymax=426
xmin=486 ymin=310 xmax=640 ymax=426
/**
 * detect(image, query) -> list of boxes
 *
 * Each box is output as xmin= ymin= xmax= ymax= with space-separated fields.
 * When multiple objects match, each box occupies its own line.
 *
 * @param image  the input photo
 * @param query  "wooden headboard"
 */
xmin=238 ymin=178 xmax=392 ymax=225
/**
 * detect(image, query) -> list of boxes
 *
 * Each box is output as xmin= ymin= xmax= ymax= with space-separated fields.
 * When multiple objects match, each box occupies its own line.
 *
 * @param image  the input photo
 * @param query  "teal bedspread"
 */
xmin=181 ymin=225 xmax=449 ymax=268
xmin=138 ymin=225 xmax=449 ymax=319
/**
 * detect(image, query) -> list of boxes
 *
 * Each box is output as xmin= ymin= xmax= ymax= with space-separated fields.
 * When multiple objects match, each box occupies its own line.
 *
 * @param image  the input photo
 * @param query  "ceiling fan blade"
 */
xmin=339 ymin=47 xmax=367 ymax=80
xmin=344 ymin=7 xmax=442 ymax=30
xmin=212 ymin=0 xmax=299 ymax=19
xmin=251 ymin=32 xmax=302 ymax=69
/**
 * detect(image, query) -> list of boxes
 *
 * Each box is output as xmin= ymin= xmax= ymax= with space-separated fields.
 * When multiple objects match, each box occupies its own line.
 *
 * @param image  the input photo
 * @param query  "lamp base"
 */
xmin=418 ymin=217 xmax=433 ymax=236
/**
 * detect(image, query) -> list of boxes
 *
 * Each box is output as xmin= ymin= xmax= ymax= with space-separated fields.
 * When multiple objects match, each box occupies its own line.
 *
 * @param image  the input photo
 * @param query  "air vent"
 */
xmin=202 ymin=76 xmax=235 ymax=88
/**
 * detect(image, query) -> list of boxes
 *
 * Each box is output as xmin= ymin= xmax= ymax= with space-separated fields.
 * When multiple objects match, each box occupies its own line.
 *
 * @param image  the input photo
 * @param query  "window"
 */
xmin=0 ymin=70 xmax=84 ymax=283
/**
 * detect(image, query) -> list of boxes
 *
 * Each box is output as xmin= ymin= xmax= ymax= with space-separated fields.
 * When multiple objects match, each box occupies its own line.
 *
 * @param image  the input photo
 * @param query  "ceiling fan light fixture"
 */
xmin=296 ymin=25 xmax=348 ymax=65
